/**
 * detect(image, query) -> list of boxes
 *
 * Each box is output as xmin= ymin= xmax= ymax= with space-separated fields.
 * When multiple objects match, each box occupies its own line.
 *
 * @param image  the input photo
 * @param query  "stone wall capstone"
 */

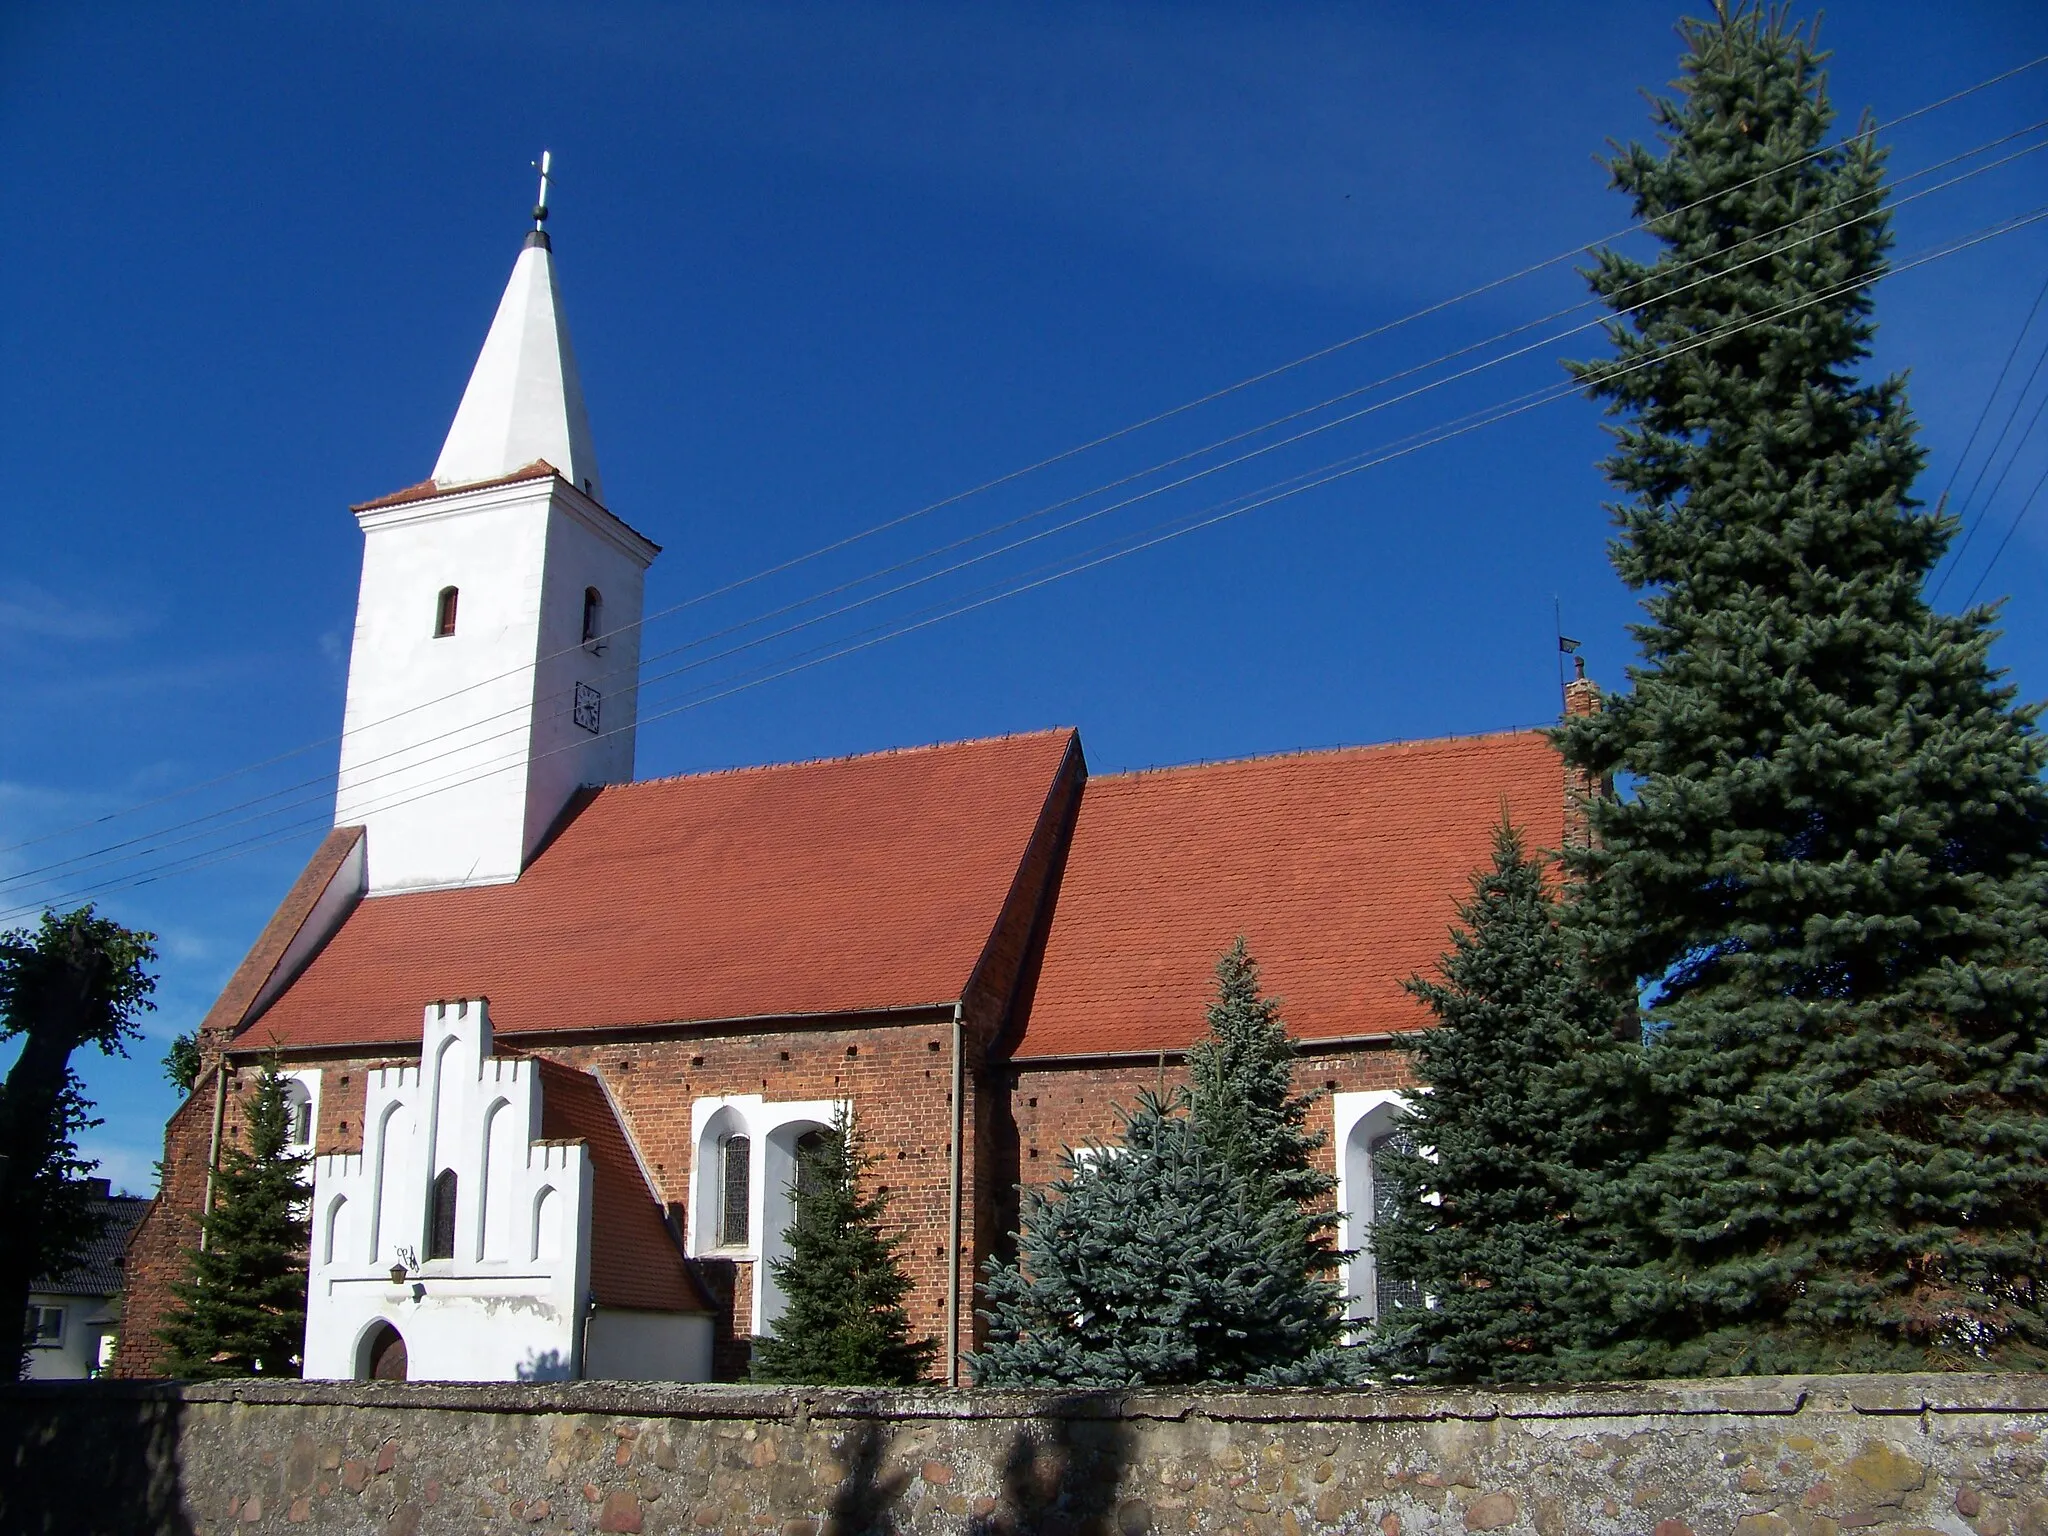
xmin=2 ymin=1374 xmax=2045 ymax=1536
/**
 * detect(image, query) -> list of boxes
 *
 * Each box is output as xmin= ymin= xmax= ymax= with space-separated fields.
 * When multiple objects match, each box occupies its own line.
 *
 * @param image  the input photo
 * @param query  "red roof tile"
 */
xmin=1006 ymin=732 xmax=1565 ymax=1060
xmin=245 ymin=730 xmax=1078 ymax=1051
xmin=535 ymin=1060 xmax=709 ymax=1313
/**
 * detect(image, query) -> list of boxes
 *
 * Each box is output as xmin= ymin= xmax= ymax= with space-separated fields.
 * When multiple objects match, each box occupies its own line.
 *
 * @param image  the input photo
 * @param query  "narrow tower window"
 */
xmin=428 ymin=1168 xmax=458 ymax=1261
xmin=719 ymin=1135 xmax=751 ymax=1247
xmin=581 ymin=587 xmax=603 ymax=649
xmin=434 ymin=586 xmax=459 ymax=638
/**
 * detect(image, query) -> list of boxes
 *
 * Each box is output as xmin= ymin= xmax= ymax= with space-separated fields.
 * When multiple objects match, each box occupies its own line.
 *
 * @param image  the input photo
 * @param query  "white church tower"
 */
xmin=336 ymin=157 xmax=660 ymax=894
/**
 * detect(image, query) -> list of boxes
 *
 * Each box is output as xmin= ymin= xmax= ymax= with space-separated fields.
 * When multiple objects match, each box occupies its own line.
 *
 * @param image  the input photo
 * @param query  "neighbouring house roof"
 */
xmin=534 ymin=1060 xmax=710 ymax=1314
xmin=1005 ymin=731 xmax=1566 ymax=1060
xmin=36 ymin=1182 xmax=151 ymax=1298
xmin=241 ymin=729 xmax=1079 ymax=1051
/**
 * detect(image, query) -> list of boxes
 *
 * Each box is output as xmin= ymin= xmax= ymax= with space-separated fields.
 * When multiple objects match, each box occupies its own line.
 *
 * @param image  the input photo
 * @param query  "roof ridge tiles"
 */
xmin=1092 ymin=725 xmax=1553 ymax=783
xmin=602 ymin=725 xmax=1078 ymax=791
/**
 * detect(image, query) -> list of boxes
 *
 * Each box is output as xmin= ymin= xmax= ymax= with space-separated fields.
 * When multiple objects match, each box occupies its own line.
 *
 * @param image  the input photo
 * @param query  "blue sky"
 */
xmin=3 ymin=1 xmax=2046 ymax=1195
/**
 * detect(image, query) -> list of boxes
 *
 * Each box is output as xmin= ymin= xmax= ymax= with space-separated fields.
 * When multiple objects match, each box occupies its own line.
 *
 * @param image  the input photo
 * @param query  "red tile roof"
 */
xmin=535 ymin=1060 xmax=709 ymax=1314
xmin=244 ymin=730 xmax=1079 ymax=1051
xmin=1005 ymin=732 xmax=1566 ymax=1060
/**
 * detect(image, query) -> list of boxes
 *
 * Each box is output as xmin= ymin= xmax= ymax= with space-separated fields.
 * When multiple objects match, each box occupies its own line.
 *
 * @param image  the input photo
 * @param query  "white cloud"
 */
xmin=0 ymin=580 xmax=152 ymax=643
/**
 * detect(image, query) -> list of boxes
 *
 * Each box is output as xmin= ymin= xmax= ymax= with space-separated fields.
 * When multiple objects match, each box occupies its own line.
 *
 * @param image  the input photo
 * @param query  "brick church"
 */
xmin=117 ymin=190 xmax=1581 ymax=1384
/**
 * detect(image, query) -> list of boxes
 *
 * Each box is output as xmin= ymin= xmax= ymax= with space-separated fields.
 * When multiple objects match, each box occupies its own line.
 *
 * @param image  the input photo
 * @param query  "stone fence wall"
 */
xmin=2 ymin=1374 xmax=2044 ymax=1536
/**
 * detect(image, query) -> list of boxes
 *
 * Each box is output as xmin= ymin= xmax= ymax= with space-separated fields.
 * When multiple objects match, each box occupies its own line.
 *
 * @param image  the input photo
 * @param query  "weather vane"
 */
xmin=533 ymin=149 xmax=553 ymax=230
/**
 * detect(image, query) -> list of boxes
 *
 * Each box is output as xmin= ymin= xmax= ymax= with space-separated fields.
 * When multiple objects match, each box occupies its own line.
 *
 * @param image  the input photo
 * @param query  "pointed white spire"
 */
xmin=433 ymin=162 xmax=602 ymax=501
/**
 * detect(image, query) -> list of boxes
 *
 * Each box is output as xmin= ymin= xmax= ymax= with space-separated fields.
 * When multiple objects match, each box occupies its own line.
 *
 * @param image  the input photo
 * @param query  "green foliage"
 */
xmin=0 ymin=905 xmax=157 ymax=1379
xmin=1369 ymin=822 xmax=1639 ymax=1382
xmin=158 ymin=1055 xmax=311 ymax=1378
xmin=164 ymin=1031 xmax=202 ymax=1095
xmin=1189 ymin=937 xmax=1337 ymax=1215
xmin=0 ymin=906 xmax=159 ymax=1057
xmin=1556 ymin=3 xmax=2048 ymax=1373
xmin=750 ymin=1112 xmax=936 ymax=1386
xmin=973 ymin=1090 xmax=1356 ymax=1388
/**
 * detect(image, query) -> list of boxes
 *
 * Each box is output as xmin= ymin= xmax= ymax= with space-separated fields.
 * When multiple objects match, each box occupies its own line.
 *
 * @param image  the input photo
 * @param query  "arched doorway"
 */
xmin=362 ymin=1322 xmax=408 ymax=1382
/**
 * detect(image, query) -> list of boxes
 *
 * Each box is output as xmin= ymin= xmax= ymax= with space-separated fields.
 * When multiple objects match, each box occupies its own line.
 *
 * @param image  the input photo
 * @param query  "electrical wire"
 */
xmin=10 ymin=123 xmax=2043 ymax=904
xmin=8 ymin=199 xmax=2041 ymax=925
xmin=7 ymin=51 xmax=2045 ymax=863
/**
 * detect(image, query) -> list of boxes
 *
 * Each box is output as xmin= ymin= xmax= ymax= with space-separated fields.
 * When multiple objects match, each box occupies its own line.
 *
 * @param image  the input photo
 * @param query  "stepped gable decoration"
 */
xmin=1011 ymin=732 xmax=1565 ymax=1059
xmin=242 ymin=729 xmax=1080 ymax=1050
xmin=303 ymin=998 xmax=710 ymax=1383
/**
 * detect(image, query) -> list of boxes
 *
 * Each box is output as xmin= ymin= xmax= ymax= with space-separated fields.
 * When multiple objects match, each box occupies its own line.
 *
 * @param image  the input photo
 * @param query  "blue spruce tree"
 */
xmin=1559 ymin=3 xmax=2048 ymax=1373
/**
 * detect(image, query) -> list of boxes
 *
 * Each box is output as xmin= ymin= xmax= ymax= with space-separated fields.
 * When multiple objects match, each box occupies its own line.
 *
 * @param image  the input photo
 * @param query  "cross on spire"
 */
xmin=533 ymin=149 xmax=553 ymax=230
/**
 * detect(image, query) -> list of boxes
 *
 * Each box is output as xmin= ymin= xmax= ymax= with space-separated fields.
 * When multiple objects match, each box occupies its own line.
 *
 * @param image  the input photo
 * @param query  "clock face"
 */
xmin=573 ymin=682 xmax=602 ymax=735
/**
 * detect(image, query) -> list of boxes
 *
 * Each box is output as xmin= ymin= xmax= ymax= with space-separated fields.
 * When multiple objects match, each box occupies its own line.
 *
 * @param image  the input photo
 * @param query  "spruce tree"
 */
xmin=1188 ymin=937 xmax=1337 ymax=1214
xmin=159 ymin=1056 xmax=311 ymax=1378
xmin=972 ymin=1091 xmax=1355 ymax=1388
xmin=750 ymin=1112 xmax=935 ymax=1385
xmin=1558 ymin=3 xmax=2048 ymax=1373
xmin=1369 ymin=822 xmax=1636 ymax=1382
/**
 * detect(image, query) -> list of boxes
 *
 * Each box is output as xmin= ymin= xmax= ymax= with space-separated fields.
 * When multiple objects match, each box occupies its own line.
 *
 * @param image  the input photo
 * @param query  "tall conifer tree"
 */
xmin=1189 ymin=937 xmax=1336 ymax=1214
xmin=1369 ymin=822 xmax=1635 ymax=1382
xmin=159 ymin=1057 xmax=311 ymax=1378
xmin=1559 ymin=3 xmax=2048 ymax=1372
xmin=750 ymin=1113 xmax=935 ymax=1386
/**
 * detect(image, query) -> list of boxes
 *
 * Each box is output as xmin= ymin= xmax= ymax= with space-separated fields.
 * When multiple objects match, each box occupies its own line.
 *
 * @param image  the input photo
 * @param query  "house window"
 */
xmin=719 ymin=1135 xmax=751 ymax=1247
xmin=434 ymin=586 xmax=459 ymax=637
xmin=428 ymin=1168 xmax=458 ymax=1261
xmin=283 ymin=1078 xmax=314 ymax=1147
xmin=26 ymin=1304 xmax=64 ymax=1346
xmin=1369 ymin=1128 xmax=1423 ymax=1319
xmin=581 ymin=587 xmax=603 ymax=648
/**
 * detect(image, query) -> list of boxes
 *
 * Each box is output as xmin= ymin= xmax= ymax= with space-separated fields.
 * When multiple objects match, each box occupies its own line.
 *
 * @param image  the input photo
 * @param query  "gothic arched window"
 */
xmin=1369 ymin=1128 xmax=1423 ymax=1319
xmin=794 ymin=1128 xmax=830 ymax=1202
xmin=719 ymin=1135 xmax=751 ymax=1247
xmin=428 ymin=1168 xmax=458 ymax=1261
xmin=434 ymin=586 xmax=459 ymax=638
xmin=581 ymin=587 xmax=603 ymax=647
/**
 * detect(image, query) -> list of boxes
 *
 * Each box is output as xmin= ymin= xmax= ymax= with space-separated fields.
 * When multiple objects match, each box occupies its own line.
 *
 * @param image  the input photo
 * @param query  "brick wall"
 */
xmin=1007 ymin=1038 xmax=1418 ymax=1192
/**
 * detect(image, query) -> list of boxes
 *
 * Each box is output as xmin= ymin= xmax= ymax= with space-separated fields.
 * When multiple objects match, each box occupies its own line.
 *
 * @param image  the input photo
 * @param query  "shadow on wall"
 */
xmin=815 ymin=1393 xmax=1134 ymax=1536
xmin=822 ymin=1419 xmax=915 ymax=1535
xmin=0 ymin=1384 xmax=194 ymax=1536
xmin=966 ymin=1395 xmax=1135 ymax=1536
xmin=516 ymin=1349 xmax=572 ymax=1383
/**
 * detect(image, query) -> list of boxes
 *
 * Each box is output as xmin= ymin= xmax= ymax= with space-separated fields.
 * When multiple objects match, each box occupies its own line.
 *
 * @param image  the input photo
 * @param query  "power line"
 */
xmin=1964 ymin=455 xmax=2048 ymax=607
xmin=9 ymin=200 xmax=2040 ymax=925
xmin=11 ymin=139 xmax=2037 ymax=905
xmin=9 ymin=53 xmax=2045 ymax=864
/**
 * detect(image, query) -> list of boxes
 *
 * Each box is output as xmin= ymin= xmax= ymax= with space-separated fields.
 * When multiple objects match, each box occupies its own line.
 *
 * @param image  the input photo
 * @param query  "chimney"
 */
xmin=1562 ymin=656 xmax=1610 ymax=851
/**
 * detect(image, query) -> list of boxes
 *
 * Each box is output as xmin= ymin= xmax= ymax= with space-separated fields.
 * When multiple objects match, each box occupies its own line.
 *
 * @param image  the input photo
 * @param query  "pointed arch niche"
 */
xmin=1331 ymin=1089 xmax=1422 ymax=1331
